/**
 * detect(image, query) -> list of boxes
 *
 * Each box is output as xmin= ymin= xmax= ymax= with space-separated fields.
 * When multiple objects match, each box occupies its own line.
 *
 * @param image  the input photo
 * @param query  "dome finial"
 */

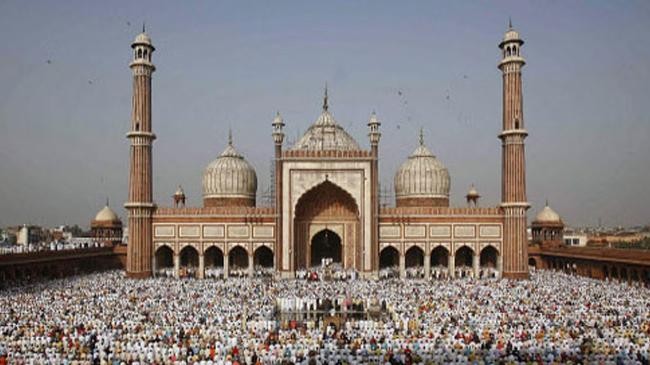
xmin=508 ymin=16 xmax=512 ymax=29
xmin=419 ymin=127 xmax=424 ymax=146
xmin=106 ymin=196 xmax=109 ymax=207
xmin=545 ymin=198 xmax=549 ymax=206
xmin=323 ymin=83 xmax=329 ymax=111
xmin=142 ymin=22 xmax=146 ymax=33
xmin=228 ymin=128 xmax=233 ymax=146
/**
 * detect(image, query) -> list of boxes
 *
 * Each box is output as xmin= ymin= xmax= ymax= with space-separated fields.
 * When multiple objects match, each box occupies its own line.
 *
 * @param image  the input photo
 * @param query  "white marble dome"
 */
xmin=94 ymin=205 xmax=120 ymax=223
xmin=503 ymin=28 xmax=521 ymax=43
xmin=291 ymin=97 xmax=360 ymax=151
xmin=394 ymin=132 xmax=450 ymax=201
xmin=133 ymin=32 xmax=153 ymax=46
xmin=202 ymin=137 xmax=257 ymax=201
xmin=535 ymin=204 xmax=561 ymax=223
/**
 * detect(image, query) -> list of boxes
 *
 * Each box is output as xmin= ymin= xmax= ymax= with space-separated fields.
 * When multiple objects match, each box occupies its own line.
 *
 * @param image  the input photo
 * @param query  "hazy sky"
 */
xmin=1 ymin=1 xmax=649 ymax=229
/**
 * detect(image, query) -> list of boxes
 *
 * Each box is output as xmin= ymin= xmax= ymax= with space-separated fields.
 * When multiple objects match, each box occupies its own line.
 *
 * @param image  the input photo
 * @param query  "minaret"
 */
xmin=271 ymin=111 xmax=285 ymax=275
xmin=367 ymin=111 xmax=381 ymax=275
xmin=125 ymin=27 xmax=156 ymax=278
xmin=498 ymin=21 xmax=529 ymax=279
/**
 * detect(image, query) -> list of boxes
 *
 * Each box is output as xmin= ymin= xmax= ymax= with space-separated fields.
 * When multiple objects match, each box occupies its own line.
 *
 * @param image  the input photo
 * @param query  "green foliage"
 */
xmin=613 ymin=237 xmax=650 ymax=250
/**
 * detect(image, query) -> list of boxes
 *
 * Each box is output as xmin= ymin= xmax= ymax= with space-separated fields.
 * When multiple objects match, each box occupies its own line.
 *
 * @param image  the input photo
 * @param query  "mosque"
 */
xmin=120 ymin=24 xmax=532 ymax=280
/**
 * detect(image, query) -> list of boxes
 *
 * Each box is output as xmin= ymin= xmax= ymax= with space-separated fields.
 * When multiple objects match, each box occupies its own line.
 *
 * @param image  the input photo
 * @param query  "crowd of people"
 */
xmin=1 ymin=269 xmax=649 ymax=364
xmin=0 ymin=240 xmax=105 ymax=255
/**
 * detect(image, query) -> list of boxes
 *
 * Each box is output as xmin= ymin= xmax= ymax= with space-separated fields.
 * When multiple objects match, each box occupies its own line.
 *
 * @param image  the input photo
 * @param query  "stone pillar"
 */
xmin=198 ymin=254 xmax=205 ymax=279
xmin=473 ymin=252 xmax=480 ymax=278
xmin=399 ymin=252 xmax=406 ymax=279
xmin=424 ymin=251 xmax=431 ymax=280
xmin=497 ymin=254 xmax=503 ymax=279
xmin=173 ymin=254 xmax=180 ymax=278
xmin=248 ymin=254 xmax=254 ymax=277
xmin=223 ymin=254 xmax=229 ymax=279
xmin=448 ymin=253 xmax=455 ymax=279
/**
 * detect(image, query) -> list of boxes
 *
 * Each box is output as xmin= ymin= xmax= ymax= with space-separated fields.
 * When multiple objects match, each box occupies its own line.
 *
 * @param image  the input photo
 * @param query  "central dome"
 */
xmin=202 ymin=133 xmax=257 ymax=207
xmin=394 ymin=130 xmax=450 ymax=207
xmin=290 ymin=90 xmax=360 ymax=151
xmin=94 ymin=204 xmax=121 ymax=223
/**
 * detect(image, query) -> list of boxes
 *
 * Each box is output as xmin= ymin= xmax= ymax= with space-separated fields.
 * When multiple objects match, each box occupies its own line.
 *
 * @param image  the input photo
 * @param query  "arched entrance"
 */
xmin=455 ymin=246 xmax=474 ymax=278
xmin=254 ymin=246 xmax=274 ymax=268
xmin=528 ymin=257 xmax=537 ymax=269
xmin=294 ymin=181 xmax=359 ymax=271
xmin=405 ymin=246 xmax=424 ymax=278
xmin=379 ymin=246 xmax=399 ymax=269
xmin=155 ymin=246 xmax=174 ymax=276
xmin=229 ymin=246 xmax=249 ymax=277
xmin=480 ymin=246 xmax=499 ymax=278
xmin=204 ymin=246 xmax=224 ymax=279
xmin=430 ymin=246 xmax=449 ymax=280
xmin=180 ymin=246 xmax=199 ymax=278
xmin=311 ymin=229 xmax=342 ymax=267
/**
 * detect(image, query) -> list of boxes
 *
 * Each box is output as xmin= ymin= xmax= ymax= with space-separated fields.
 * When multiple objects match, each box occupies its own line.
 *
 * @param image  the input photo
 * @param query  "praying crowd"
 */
xmin=1 ymin=270 xmax=650 ymax=364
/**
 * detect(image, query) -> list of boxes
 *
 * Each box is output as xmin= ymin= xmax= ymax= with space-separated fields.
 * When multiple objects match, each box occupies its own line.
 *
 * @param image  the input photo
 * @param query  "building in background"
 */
xmin=124 ymin=24 xmax=530 ymax=280
xmin=91 ymin=201 xmax=123 ymax=247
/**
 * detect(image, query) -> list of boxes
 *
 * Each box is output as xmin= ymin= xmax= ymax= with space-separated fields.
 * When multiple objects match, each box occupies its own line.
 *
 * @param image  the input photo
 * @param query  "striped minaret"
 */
xmin=125 ymin=28 xmax=156 ymax=278
xmin=498 ymin=21 xmax=529 ymax=279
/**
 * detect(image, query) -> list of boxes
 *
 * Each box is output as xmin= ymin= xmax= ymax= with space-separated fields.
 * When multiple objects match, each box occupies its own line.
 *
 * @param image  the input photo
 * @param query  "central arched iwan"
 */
xmin=293 ymin=180 xmax=360 ymax=270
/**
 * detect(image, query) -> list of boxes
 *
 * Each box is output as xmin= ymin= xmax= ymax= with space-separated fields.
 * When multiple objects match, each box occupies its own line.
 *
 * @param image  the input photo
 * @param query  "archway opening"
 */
xmin=294 ymin=180 xmax=359 ymax=271
xmin=155 ymin=246 xmax=174 ymax=276
xmin=254 ymin=246 xmax=274 ymax=268
xmin=379 ymin=246 xmax=399 ymax=269
xmin=179 ymin=246 xmax=199 ymax=278
xmin=229 ymin=246 xmax=249 ymax=277
xmin=431 ymin=246 xmax=449 ymax=268
xmin=254 ymin=246 xmax=274 ymax=277
xmin=620 ymin=267 xmax=628 ymax=281
xmin=379 ymin=246 xmax=399 ymax=279
xmin=480 ymin=246 xmax=499 ymax=278
xmin=430 ymin=246 xmax=449 ymax=280
xmin=311 ymin=229 xmax=342 ymax=267
xmin=455 ymin=246 xmax=474 ymax=278
xmin=204 ymin=246 xmax=224 ymax=279
xmin=405 ymin=246 xmax=424 ymax=278
xmin=528 ymin=257 xmax=537 ymax=269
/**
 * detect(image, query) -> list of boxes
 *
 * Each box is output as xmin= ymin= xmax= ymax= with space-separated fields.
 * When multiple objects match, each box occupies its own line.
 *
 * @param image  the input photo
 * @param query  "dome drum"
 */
xmin=396 ymin=196 xmax=449 ymax=208
xmin=204 ymin=196 xmax=255 ymax=208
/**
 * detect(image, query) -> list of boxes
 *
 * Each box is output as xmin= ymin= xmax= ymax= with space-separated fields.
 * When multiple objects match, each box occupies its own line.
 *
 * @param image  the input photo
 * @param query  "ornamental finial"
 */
xmin=323 ymin=83 xmax=329 ymax=111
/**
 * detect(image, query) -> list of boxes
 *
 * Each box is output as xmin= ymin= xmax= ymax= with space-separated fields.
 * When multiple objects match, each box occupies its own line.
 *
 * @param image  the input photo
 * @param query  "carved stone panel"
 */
xmin=404 ymin=225 xmax=426 ymax=238
xmin=228 ymin=225 xmax=250 ymax=238
xmin=430 ymin=225 xmax=451 ymax=238
xmin=179 ymin=225 xmax=200 ymax=238
xmin=454 ymin=225 xmax=476 ymax=238
xmin=154 ymin=225 xmax=174 ymax=238
xmin=203 ymin=225 xmax=225 ymax=238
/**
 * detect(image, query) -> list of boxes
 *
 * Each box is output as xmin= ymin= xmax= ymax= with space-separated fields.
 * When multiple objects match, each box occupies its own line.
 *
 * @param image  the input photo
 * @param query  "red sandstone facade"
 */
xmin=126 ymin=26 xmax=531 ymax=280
xmin=125 ymin=32 xmax=156 ymax=278
xmin=499 ymin=26 xmax=529 ymax=279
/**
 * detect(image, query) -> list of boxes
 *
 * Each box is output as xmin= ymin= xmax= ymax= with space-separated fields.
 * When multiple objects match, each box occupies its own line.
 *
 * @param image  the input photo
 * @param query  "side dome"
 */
xmin=132 ymin=31 xmax=153 ymax=48
xmin=202 ymin=133 xmax=257 ymax=207
xmin=94 ymin=204 xmax=121 ymax=223
xmin=535 ymin=203 xmax=562 ymax=223
xmin=394 ymin=130 xmax=450 ymax=207
xmin=290 ymin=89 xmax=360 ymax=151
